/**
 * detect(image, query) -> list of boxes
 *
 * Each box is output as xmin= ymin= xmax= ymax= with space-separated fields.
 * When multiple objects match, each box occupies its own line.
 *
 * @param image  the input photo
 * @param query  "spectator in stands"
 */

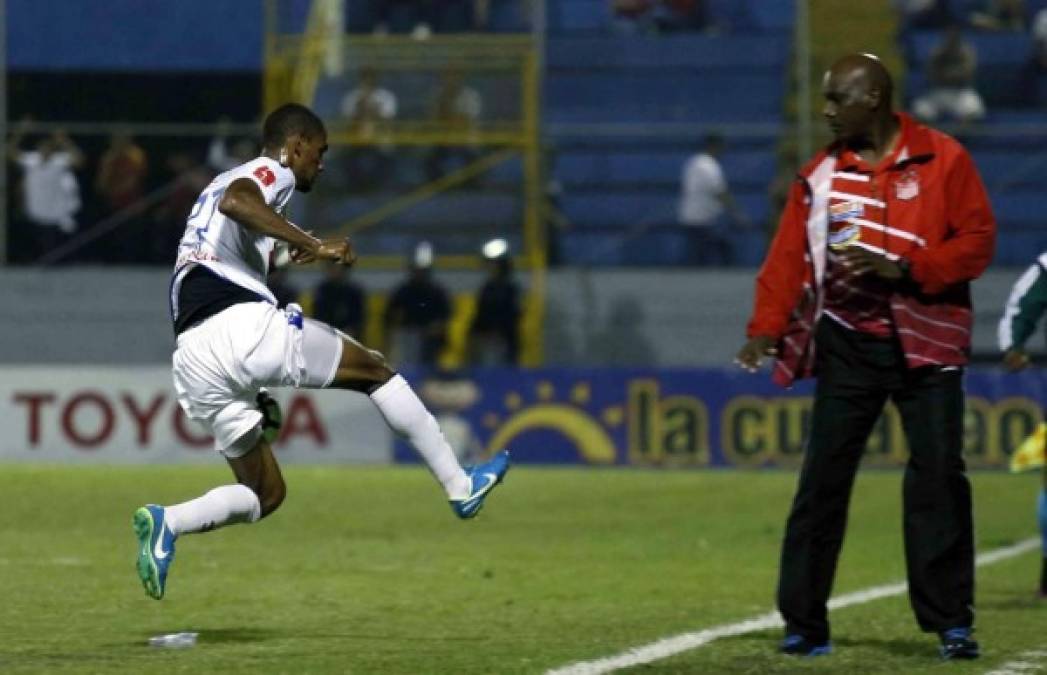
xmin=313 ymin=261 xmax=366 ymax=338
xmin=912 ymin=25 xmax=987 ymax=124
xmin=96 ymin=130 xmax=149 ymax=262
xmin=469 ymin=239 xmax=521 ymax=366
xmin=7 ymin=120 xmax=83 ymax=262
xmin=653 ymin=0 xmax=710 ymax=33
xmin=373 ymin=0 xmax=435 ymax=39
xmin=341 ymin=67 xmax=397 ymax=191
xmin=267 ymin=266 xmax=300 ymax=309
xmin=424 ymin=68 xmax=483 ymax=183
xmin=969 ymin=0 xmax=1026 ymax=31
xmin=612 ymin=0 xmax=655 ymax=33
xmin=96 ymin=130 xmax=149 ymax=214
xmin=1034 ymin=7 xmax=1047 ymax=68
xmin=893 ymin=0 xmax=953 ymax=32
xmin=384 ymin=242 xmax=452 ymax=367
xmin=677 ymin=133 xmax=750 ymax=265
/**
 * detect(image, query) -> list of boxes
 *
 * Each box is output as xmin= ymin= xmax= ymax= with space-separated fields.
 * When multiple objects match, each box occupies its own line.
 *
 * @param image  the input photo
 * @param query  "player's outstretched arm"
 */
xmin=219 ymin=177 xmax=321 ymax=255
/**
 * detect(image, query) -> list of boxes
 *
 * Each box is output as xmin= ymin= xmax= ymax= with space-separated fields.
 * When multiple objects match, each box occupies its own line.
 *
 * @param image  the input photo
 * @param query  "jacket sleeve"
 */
xmin=907 ymin=148 xmax=996 ymax=295
xmin=746 ymin=177 xmax=811 ymax=338
xmin=998 ymin=260 xmax=1047 ymax=351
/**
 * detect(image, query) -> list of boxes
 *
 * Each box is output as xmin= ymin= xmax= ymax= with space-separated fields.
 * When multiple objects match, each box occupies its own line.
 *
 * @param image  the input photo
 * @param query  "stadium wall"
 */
xmin=0 ymin=268 xmax=1035 ymax=366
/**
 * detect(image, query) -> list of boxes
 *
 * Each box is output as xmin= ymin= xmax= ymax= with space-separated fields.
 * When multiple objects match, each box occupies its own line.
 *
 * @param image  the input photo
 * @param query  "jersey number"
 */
xmin=187 ymin=187 xmax=226 ymax=243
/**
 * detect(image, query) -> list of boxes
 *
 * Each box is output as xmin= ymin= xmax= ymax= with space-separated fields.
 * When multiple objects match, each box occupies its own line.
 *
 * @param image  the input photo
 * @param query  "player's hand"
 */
xmin=836 ymin=248 xmax=903 ymax=280
xmin=1003 ymin=348 xmax=1030 ymax=372
xmin=735 ymin=335 xmax=778 ymax=373
xmin=313 ymin=236 xmax=356 ymax=266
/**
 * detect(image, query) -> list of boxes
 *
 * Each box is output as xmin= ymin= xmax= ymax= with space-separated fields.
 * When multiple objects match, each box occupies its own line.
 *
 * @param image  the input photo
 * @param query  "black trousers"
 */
xmin=777 ymin=318 xmax=974 ymax=642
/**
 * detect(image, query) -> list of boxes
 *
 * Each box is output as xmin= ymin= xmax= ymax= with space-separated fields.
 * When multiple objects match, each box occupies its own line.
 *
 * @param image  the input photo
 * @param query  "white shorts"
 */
xmin=172 ymin=302 xmax=343 ymax=457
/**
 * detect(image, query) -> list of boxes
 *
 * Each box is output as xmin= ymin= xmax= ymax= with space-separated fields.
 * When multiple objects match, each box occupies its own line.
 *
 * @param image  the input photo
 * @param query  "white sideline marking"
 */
xmin=547 ymin=538 xmax=1039 ymax=675
xmin=984 ymin=649 xmax=1047 ymax=675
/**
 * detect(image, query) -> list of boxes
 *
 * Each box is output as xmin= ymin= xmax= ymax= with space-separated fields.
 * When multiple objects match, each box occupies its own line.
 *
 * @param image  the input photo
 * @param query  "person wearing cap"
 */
xmin=468 ymin=239 xmax=521 ymax=366
xmin=384 ymin=242 xmax=452 ymax=367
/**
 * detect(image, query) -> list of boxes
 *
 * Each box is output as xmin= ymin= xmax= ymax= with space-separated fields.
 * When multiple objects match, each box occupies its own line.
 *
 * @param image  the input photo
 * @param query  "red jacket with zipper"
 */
xmin=746 ymin=113 xmax=996 ymax=387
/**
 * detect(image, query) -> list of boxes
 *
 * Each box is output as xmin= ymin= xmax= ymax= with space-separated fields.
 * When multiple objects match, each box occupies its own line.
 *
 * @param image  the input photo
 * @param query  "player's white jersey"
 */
xmin=171 ymin=157 xmax=296 ymax=315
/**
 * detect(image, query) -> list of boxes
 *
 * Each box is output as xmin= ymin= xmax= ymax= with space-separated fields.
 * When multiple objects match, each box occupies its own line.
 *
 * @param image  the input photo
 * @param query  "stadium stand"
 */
xmin=899 ymin=0 xmax=1047 ymax=264
xmin=546 ymin=0 xmax=792 ymax=266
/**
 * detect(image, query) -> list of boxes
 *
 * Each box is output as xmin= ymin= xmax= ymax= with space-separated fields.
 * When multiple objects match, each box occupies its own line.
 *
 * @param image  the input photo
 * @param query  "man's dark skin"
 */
xmin=736 ymin=54 xmax=907 ymax=372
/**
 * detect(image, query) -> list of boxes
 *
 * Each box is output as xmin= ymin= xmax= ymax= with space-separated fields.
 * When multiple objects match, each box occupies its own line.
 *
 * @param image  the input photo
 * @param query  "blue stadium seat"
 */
xmin=726 ymin=230 xmax=770 ymax=266
xmin=562 ymin=191 xmax=677 ymax=228
xmin=972 ymin=151 xmax=1045 ymax=188
xmin=555 ymin=150 xmax=775 ymax=190
xmin=559 ymin=188 xmax=771 ymax=230
xmin=745 ymin=0 xmax=796 ymax=31
xmin=994 ymin=231 xmax=1047 ymax=266
xmin=488 ymin=0 xmax=528 ymax=32
xmin=326 ymin=192 xmax=521 ymax=229
xmin=545 ymin=35 xmax=789 ymax=69
xmin=1037 ymin=73 xmax=1047 ymax=106
xmin=544 ymin=70 xmax=784 ymax=122
xmin=557 ymin=226 xmax=694 ymax=266
xmin=549 ymin=0 xmax=609 ymax=34
xmin=990 ymin=190 xmax=1047 ymax=230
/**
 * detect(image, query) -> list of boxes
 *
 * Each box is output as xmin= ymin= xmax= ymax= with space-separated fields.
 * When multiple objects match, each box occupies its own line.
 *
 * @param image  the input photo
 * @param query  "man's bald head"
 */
xmin=825 ymin=53 xmax=894 ymax=113
xmin=822 ymin=53 xmax=896 ymax=143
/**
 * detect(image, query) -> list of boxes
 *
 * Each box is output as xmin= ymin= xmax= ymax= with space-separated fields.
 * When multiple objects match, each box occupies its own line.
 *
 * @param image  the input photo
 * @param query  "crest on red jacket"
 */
xmin=894 ymin=170 xmax=919 ymax=201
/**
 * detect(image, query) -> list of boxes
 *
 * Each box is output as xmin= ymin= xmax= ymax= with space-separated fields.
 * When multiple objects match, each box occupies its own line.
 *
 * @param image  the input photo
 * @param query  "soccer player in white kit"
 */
xmin=133 ymin=103 xmax=509 ymax=600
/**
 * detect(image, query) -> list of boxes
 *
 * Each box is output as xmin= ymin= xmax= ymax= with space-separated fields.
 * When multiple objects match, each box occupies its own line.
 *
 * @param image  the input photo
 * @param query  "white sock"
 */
xmin=164 ymin=484 xmax=261 ymax=536
xmin=370 ymin=374 xmax=471 ymax=499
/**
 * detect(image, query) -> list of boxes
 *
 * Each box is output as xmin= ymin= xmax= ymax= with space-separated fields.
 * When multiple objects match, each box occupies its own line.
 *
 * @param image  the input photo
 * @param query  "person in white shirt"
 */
xmin=8 ymin=125 xmax=83 ymax=260
xmin=340 ymin=68 xmax=398 ymax=190
xmin=424 ymin=68 xmax=484 ymax=181
xmin=912 ymin=25 xmax=987 ymax=123
xmin=677 ymin=134 xmax=749 ymax=264
xmin=132 ymin=103 xmax=509 ymax=601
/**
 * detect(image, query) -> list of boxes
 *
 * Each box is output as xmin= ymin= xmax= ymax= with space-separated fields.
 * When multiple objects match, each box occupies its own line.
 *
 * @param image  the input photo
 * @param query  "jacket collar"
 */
xmin=830 ymin=112 xmax=935 ymax=171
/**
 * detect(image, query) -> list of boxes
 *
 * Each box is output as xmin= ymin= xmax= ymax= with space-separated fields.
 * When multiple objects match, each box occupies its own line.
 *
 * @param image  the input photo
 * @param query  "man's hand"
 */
xmin=836 ymin=248 xmax=904 ymax=280
xmin=1003 ymin=348 xmax=1030 ymax=372
xmin=291 ymin=236 xmax=356 ymax=266
xmin=735 ymin=335 xmax=778 ymax=373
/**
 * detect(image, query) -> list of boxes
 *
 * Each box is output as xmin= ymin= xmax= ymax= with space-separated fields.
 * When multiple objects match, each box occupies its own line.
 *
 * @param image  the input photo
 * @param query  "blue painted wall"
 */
xmin=7 ymin=0 xmax=309 ymax=71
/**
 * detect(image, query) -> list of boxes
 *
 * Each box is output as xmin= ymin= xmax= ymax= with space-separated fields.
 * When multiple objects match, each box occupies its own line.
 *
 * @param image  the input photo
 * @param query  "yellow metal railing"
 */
xmin=263 ymin=4 xmax=545 ymax=365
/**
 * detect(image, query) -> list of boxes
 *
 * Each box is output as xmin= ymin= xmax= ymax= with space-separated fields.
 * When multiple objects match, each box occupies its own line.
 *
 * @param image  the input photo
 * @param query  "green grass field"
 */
xmin=0 ymin=466 xmax=1042 ymax=674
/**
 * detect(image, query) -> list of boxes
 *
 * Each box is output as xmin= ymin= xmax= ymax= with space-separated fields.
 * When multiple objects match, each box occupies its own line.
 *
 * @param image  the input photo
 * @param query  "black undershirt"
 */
xmin=173 ymin=265 xmax=269 ymax=335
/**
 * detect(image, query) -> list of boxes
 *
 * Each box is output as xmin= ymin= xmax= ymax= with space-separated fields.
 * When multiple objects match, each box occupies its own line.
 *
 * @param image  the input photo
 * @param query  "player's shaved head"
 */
xmin=263 ymin=103 xmax=326 ymax=148
xmin=825 ymin=53 xmax=893 ymax=112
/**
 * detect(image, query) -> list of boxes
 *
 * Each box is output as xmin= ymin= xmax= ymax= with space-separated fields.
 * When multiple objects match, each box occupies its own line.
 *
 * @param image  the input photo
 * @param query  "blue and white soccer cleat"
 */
xmin=450 ymin=450 xmax=510 ymax=519
xmin=780 ymin=634 xmax=832 ymax=657
xmin=132 ymin=504 xmax=176 ymax=600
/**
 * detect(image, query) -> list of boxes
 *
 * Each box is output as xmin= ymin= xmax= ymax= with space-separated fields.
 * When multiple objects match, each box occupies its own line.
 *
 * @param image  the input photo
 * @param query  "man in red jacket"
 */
xmin=736 ymin=53 xmax=994 ymax=660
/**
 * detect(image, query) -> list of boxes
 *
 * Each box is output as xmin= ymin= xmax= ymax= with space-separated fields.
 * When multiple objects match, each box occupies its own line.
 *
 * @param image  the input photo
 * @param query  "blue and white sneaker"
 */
xmin=939 ymin=627 xmax=979 ymax=660
xmin=132 ymin=504 xmax=176 ymax=600
xmin=450 ymin=450 xmax=510 ymax=519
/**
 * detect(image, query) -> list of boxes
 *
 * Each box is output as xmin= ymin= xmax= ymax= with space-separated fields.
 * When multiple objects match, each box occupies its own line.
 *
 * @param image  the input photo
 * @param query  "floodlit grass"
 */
xmin=0 ymin=466 xmax=1041 ymax=674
